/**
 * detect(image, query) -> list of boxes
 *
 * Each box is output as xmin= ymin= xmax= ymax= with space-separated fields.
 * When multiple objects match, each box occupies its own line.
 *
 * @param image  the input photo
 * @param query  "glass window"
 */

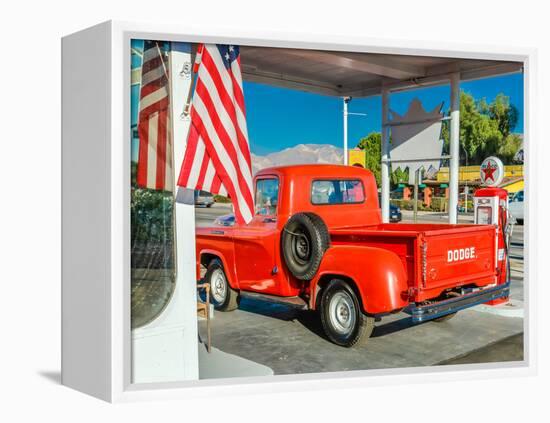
xmin=130 ymin=39 xmax=175 ymax=330
xmin=131 ymin=188 xmax=175 ymax=329
xmin=311 ymin=180 xmax=365 ymax=205
xmin=255 ymin=178 xmax=279 ymax=216
xmin=514 ymin=191 xmax=524 ymax=202
xmin=476 ymin=206 xmax=493 ymax=224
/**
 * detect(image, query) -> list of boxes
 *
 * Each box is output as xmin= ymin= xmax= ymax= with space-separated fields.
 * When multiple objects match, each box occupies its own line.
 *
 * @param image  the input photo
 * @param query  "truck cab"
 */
xmin=196 ymin=164 xmax=509 ymax=347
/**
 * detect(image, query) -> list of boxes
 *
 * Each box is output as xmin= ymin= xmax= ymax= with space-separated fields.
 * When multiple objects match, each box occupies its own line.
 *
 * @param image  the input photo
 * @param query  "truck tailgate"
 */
xmin=330 ymin=223 xmax=497 ymax=302
xmin=420 ymin=225 xmax=496 ymax=300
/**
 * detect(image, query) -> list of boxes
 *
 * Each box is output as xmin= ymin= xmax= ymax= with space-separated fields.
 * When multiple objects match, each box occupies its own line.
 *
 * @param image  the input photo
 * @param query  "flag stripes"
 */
xmin=136 ymin=41 xmax=173 ymax=191
xmin=178 ymin=44 xmax=254 ymax=224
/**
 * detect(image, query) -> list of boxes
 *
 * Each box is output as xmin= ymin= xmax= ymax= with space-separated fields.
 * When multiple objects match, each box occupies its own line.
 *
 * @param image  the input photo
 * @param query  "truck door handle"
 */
xmin=211 ymin=230 xmax=225 ymax=235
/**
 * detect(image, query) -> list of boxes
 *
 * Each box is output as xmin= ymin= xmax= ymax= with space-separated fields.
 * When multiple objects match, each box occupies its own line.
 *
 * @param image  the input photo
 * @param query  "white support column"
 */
xmin=449 ymin=72 xmax=460 ymax=224
xmin=132 ymin=43 xmax=199 ymax=383
xmin=170 ymin=43 xmax=200 ymax=380
xmin=343 ymin=97 xmax=349 ymax=165
xmin=381 ymin=88 xmax=390 ymax=223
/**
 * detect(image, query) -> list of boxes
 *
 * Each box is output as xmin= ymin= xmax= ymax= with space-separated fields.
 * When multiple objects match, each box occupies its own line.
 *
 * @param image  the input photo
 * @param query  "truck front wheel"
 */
xmin=319 ymin=280 xmax=374 ymax=347
xmin=205 ymin=259 xmax=239 ymax=312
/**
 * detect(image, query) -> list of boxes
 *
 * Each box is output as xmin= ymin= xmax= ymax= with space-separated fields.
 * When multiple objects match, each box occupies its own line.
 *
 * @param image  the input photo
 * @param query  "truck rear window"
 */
xmin=311 ymin=180 xmax=365 ymax=205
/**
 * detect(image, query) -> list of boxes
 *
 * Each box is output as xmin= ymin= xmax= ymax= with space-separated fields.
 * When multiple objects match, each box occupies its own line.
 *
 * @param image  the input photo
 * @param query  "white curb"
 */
xmin=472 ymin=299 xmax=524 ymax=318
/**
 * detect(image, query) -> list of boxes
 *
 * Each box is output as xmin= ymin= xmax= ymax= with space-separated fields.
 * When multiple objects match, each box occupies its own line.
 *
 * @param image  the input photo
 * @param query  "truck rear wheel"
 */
xmin=319 ymin=279 xmax=374 ymax=347
xmin=282 ymin=213 xmax=329 ymax=280
xmin=205 ymin=259 xmax=239 ymax=311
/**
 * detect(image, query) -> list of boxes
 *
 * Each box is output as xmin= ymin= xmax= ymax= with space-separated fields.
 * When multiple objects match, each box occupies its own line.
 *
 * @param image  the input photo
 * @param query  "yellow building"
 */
xmin=347 ymin=152 xmax=524 ymax=194
xmin=500 ymin=177 xmax=524 ymax=193
xmin=436 ymin=165 xmax=524 ymax=193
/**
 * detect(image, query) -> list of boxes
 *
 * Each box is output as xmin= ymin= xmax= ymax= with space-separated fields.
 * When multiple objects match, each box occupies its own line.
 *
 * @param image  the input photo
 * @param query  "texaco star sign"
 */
xmin=480 ymin=156 xmax=504 ymax=187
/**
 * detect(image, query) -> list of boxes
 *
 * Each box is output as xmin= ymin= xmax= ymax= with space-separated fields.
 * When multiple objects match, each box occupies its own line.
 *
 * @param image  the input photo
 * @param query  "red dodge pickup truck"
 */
xmin=196 ymin=165 xmax=509 ymax=347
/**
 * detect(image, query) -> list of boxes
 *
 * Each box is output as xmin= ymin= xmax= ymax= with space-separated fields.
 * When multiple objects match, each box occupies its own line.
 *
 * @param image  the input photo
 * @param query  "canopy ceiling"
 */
xmin=239 ymin=46 xmax=523 ymax=97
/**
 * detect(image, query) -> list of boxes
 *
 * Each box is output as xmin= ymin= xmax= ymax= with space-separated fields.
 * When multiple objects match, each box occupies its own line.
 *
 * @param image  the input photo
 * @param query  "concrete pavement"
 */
xmin=199 ymin=301 xmax=523 ymax=375
xmin=438 ymin=333 xmax=523 ymax=365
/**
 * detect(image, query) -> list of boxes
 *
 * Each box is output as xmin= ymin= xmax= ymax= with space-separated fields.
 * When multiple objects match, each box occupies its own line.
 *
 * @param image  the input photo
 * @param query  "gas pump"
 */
xmin=473 ymin=157 xmax=512 ymax=305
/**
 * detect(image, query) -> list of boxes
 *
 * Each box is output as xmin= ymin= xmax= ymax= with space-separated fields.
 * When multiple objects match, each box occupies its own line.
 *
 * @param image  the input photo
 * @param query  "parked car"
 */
xmin=377 ymin=194 xmax=402 ymax=222
xmin=508 ymin=190 xmax=524 ymax=225
xmin=389 ymin=204 xmax=402 ymax=222
xmin=213 ymin=214 xmax=235 ymax=226
xmin=196 ymin=165 xmax=508 ymax=347
xmin=194 ymin=190 xmax=214 ymax=207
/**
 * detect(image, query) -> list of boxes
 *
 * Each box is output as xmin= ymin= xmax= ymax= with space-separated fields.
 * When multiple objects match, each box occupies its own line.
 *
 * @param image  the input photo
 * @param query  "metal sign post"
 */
xmin=343 ymin=97 xmax=349 ymax=165
xmin=448 ymin=72 xmax=460 ymax=224
xmin=381 ymin=89 xmax=390 ymax=223
xmin=413 ymin=168 xmax=421 ymax=223
xmin=382 ymin=96 xmax=447 ymax=224
xmin=343 ymin=96 xmax=367 ymax=166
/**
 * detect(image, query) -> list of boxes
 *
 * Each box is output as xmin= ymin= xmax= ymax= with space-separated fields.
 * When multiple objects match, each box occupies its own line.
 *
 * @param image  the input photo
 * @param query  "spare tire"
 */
xmin=281 ymin=213 xmax=329 ymax=280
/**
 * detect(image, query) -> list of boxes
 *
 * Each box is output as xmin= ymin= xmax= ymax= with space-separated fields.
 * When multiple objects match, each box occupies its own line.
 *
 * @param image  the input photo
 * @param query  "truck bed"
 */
xmin=330 ymin=223 xmax=497 ymax=302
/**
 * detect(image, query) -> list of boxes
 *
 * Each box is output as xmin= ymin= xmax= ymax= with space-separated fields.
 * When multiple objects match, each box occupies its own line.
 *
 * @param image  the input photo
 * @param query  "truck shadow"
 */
xmin=237 ymin=298 xmax=308 ymax=321
xmin=237 ymin=298 xmax=330 ymax=340
xmin=371 ymin=316 xmax=416 ymax=338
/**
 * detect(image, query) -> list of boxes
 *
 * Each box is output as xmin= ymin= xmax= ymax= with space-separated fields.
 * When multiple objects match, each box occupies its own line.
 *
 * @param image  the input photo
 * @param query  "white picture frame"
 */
xmin=61 ymin=20 xmax=537 ymax=402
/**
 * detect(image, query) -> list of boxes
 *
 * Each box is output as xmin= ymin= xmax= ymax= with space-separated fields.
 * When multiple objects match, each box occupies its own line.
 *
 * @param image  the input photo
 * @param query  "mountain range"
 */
xmin=251 ymin=143 xmax=344 ymax=174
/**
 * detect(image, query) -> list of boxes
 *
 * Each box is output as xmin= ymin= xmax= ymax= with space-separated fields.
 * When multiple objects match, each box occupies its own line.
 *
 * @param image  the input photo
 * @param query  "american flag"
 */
xmin=136 ymin=41 xmax=173 ymax=191
xmin=178 ymin=44 xmax=254 ymax=224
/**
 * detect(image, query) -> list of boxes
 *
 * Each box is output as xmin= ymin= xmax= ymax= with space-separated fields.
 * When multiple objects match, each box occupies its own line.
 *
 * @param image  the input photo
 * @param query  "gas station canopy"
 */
xmin=238 ymin=46 xmax=523 ymax=225
xmin=240 ymin=46 xmax=522 ymax=97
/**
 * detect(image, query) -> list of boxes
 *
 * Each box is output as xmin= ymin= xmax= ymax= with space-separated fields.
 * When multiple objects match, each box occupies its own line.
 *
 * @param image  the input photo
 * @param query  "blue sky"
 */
xmin=131 ymin=41 xmax=523 ymax=159
xmin=243 ymin=73 xmax=524 ymax=156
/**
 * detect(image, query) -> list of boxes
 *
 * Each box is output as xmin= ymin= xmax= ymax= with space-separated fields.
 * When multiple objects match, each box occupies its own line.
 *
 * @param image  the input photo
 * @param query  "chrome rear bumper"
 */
xmin=409 ymin=283 xmax=510 ymax=323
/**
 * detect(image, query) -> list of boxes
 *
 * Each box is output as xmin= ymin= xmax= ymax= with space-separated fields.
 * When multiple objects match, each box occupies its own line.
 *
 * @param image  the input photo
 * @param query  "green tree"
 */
xmin=483 ymin=93 xmax=518 ymax=139
xmin=442 ymin=91 xmax=519 ymax=165
xmin=356 ymin=131 xmax=408 ymax=188
xmin=498 ymin=133 xmax=523 ymax=163
xmin=357 ymin=132 xmax=381 ymax=185
xmin=391 ymin=167 xmax=409 ymax=185
xmin=356 ymin=90 xmax=521 ymax=187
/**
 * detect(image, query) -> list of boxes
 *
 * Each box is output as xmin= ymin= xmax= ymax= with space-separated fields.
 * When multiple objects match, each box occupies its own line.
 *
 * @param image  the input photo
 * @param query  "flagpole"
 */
xmin=170 ymin=43 xmax=198 ymax=277
xmin=166 ymin=44 xmax=178 ymax=281
xmin=182 ymin=43 xmax=198 ymax=120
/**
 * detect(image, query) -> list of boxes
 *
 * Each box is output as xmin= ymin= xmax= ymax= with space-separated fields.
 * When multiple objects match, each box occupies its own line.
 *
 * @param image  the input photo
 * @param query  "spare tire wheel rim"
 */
xmin=329 ymin=291 xmax=356 ymax=335
xmin=211 ymin=268 xmax=227 ymax=303
xmin=293 ymin=229 xmax=311 ymax=264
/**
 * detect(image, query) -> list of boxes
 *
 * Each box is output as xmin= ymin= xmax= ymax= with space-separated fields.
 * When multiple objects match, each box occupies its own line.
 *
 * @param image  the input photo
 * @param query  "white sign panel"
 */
xmin=389 ymin=99 xmax=444 ymax=184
